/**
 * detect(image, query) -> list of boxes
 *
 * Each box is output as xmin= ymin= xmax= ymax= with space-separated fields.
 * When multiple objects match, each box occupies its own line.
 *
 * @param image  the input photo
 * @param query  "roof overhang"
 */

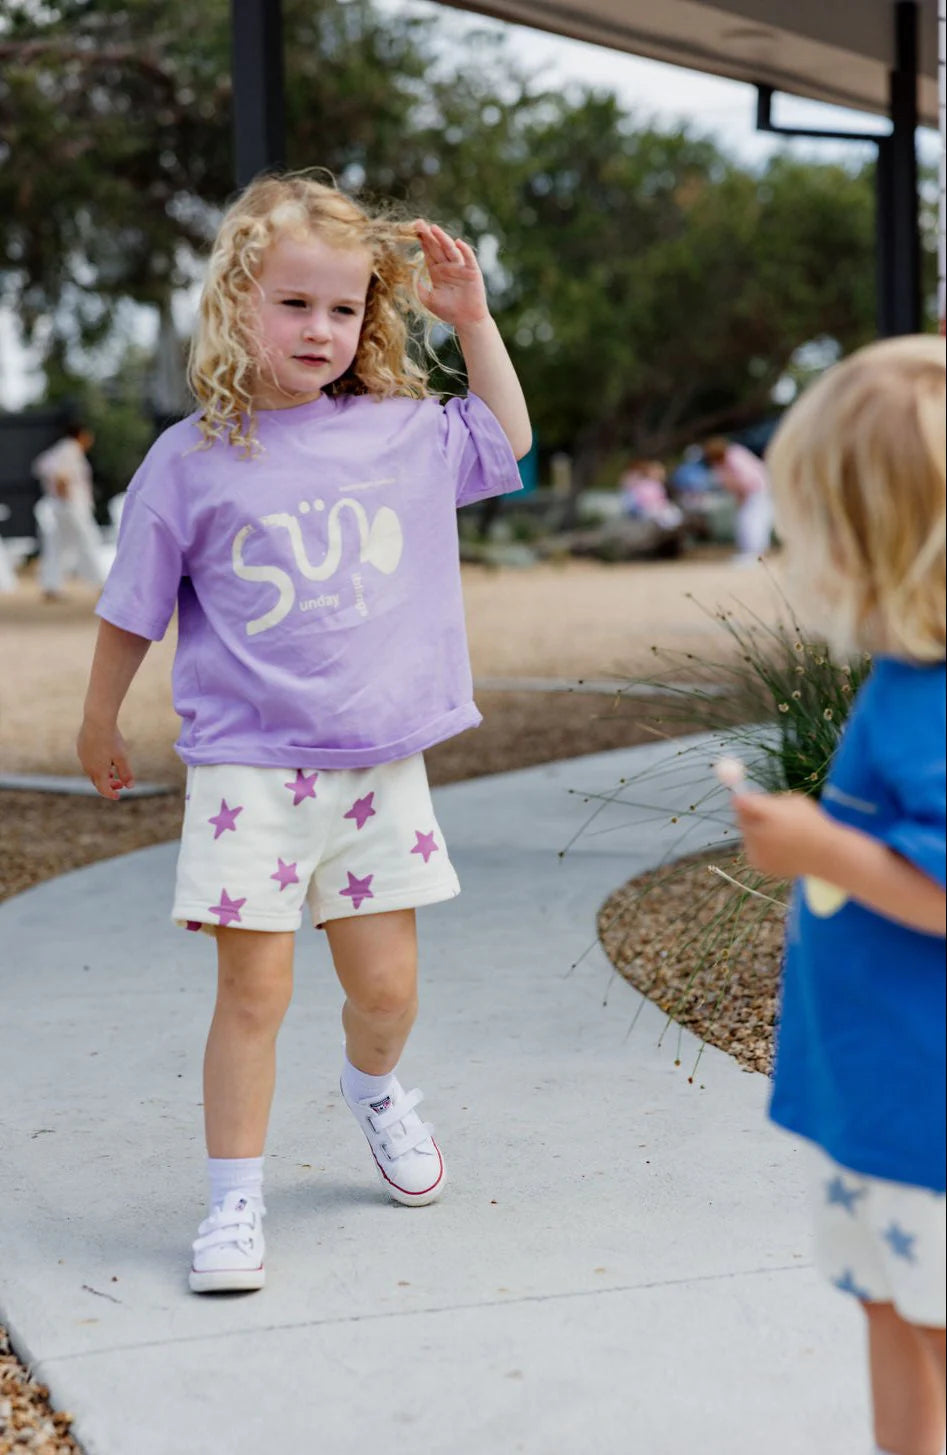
xmin=440 ymin=0 xmax=940 ymax=128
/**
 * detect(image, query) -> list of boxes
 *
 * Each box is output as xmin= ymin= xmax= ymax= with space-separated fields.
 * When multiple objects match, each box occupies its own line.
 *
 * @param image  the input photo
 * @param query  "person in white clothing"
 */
xmin=31 ymin=423 xmax=106 ymax=599
xmin=703 ymin=435 xmax=774 ymax=564
xmin=0 ymin=504 xmax=19 ymax=593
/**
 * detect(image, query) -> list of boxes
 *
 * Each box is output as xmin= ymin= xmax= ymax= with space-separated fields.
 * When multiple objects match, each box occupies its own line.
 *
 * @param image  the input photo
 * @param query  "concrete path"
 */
xmin=0 ymin=738 xmax=866 ymax=1455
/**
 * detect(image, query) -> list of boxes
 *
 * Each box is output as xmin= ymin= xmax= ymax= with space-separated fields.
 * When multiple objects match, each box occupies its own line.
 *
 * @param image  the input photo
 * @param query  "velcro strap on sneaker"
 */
xmin=381 ymin=1119 xmax=434 ymax=1160
xmin=193 ymin=1207 xmax=258 ymax=1253
xmin=371 ymin=1087 xmax=423 ymax=1132
xmin=381 ymin=1123 xmax=433 ymax=1158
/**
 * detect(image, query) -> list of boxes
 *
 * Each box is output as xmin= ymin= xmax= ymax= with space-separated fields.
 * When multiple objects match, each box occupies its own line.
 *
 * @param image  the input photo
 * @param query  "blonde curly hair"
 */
xmin=188 ymin=173 xmax=432 ymax=455
xmin=766 ymin=334 xmax=946 ymax=663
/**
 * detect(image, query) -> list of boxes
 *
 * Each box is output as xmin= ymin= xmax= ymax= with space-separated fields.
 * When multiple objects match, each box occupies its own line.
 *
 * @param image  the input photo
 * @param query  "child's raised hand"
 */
xmin=77 ymin=718 xmax=136 ymax=801
xmin=413 ymin=222 xmax=489 ymax=329
xmin=732 ymin=790 xmax=830 ymax=881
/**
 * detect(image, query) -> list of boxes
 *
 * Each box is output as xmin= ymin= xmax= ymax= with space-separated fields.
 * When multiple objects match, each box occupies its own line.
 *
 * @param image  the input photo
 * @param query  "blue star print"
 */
xmin=825 ymin=1174 xmax=865 ymax=1216
xmin=882 ymin=1222 xmax=917 ymax=1263
xmin=833 ymin=1268 xmax=873 ymax=1300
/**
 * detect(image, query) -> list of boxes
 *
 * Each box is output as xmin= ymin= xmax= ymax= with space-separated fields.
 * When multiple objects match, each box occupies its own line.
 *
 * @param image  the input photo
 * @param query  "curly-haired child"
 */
xmin=77 ymin=173 xmax=531 ymax=1293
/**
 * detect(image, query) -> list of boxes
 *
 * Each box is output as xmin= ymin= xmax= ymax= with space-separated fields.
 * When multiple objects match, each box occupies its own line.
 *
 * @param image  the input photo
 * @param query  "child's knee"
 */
xmin=215 ymin=951 xmax=294 ymax=1032
xmin=218 ymin=981 xmax=291 ymax=1037
xmin=347 ymin=963 xmax=418 ymax=1022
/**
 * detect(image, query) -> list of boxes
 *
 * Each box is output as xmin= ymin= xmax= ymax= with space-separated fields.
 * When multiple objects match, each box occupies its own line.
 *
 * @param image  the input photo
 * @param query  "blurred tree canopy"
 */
xmin=1 ymin=0 xmax=929 ymax=486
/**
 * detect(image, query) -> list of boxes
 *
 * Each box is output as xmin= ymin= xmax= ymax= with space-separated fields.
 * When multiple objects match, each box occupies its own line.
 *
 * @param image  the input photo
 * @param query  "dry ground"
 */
xmin=0 ymin=552 xmax=786 ymax=1452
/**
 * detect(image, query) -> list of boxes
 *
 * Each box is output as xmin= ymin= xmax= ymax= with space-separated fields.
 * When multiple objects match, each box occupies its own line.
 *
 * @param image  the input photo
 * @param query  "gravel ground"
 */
xmin=598 ymin=851 xmax=785 ymax=1078
xmin=1 ymin=1331 xmax=80 ymax=1455
xmin=0 ymin=553 xmax=784 ymax=1451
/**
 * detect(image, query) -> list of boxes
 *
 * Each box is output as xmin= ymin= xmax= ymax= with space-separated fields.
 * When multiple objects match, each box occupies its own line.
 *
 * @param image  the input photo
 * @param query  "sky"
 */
xmin=0 ymin=0 xmax=940 ymax=409
xmin=380 ymin=0 xmax=935 ymax=163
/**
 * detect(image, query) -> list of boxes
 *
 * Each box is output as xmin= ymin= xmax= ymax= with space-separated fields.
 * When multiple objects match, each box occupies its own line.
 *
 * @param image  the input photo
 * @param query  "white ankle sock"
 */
xmin=207 ymin=1155 xmax=264 ymax=1210
xmin=341 ymin=1056 xmax=396 ymax=1105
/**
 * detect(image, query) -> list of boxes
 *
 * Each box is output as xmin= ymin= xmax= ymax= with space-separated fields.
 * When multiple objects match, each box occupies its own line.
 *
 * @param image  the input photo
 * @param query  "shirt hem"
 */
xmin=174 ymin=703 xmax=483 ymax=770
xmin=768 ymin=1114 xmax=946 ymax=1195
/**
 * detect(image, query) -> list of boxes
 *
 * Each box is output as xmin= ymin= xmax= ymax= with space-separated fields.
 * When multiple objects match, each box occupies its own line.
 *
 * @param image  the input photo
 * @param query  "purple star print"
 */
xmin=271 ymin=858 xmax=300 ymax=893
xmin=344 ymin=792 xmax=376 ymax=831
xmin=208 ymin=798 xmax=243 ymax=839
xmin=209 ymin=889 xmax=246 ymax=927
xmin=411 ymin=830 xmax=439 ymax=864
xmin=284 ymin=769 xmax=318 ymax=806
xmin=339 ymin=871 xmax=374 ymax=910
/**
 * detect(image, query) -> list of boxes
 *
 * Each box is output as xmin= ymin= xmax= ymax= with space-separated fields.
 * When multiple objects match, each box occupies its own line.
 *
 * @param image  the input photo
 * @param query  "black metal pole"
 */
xmin=887 ymin=0 xmax=921 ymax=333
xmin=231 ymin=0 xmax=286 ymax=187
xmin=756 ymin=84 xmax=894 ymax=335
xmin=875 ymin=139 xmax=896 ymax=336
xmin=757 ymin=0 xmax=923 ymax=342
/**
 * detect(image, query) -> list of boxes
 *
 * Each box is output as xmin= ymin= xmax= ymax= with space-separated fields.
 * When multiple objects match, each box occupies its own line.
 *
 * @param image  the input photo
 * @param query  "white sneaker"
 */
xmin=342 ymin=1077 xmax=446 ymax=1206
xmin=189 ymin=1190 xmax=265 ymax=1293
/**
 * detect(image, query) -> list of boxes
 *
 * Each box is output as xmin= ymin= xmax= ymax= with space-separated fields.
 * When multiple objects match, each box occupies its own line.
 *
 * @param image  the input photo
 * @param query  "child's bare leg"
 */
xmin=325 ymin=909 xmax=418 ymax=1074
xmin=865 ymin=1302 xmax=946 ymax=1455
xmin=327 ymin=908 xmax=443 ymax=1204
xmin=918 ymin=1324 xmax=946 ymax=1388
xmin=203 ymin=928 xmax=295 ymax=1157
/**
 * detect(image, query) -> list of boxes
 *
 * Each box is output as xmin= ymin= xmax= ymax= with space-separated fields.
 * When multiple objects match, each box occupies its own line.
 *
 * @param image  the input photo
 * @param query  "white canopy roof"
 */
xmin=442 ymin=0 xmax=940 ymax=127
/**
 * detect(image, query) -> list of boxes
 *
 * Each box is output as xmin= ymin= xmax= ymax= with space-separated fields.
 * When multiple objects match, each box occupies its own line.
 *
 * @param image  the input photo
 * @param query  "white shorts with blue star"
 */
xmin=810 ymin=1147 xmax=946 ymax=1327
xmin=172 ymin=753 xmax=460 ymax=935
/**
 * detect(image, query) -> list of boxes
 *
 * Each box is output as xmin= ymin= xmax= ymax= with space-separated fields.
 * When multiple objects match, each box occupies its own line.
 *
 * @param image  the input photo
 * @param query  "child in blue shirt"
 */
xmin=732 ymin=336 xmax=946 ymax=1455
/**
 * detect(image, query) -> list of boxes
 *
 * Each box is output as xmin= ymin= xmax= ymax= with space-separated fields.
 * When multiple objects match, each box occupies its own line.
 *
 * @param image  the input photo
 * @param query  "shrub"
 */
xmin=586 ymin=581 xmax=871 ymax=1075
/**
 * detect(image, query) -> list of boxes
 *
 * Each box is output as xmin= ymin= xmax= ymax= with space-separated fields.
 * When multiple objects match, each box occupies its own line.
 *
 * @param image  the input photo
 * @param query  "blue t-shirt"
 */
xmin=768 ymin=658 xmax=946 ymax=1192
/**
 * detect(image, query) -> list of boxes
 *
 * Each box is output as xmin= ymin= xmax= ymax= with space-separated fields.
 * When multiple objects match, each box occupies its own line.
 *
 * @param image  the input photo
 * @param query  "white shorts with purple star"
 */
xmin=172 ymin=754 xmax=460 ymax=935
xmin=810 ymin=1147 xmax=946 ymax=1327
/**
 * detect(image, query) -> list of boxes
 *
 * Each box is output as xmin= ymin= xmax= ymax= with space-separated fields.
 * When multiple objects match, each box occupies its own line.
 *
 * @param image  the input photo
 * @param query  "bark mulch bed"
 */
xmin=598 ymin=848 xmax=786 ymax=1078
xmin=1 ymin=1328 xmax=81 ymax=1455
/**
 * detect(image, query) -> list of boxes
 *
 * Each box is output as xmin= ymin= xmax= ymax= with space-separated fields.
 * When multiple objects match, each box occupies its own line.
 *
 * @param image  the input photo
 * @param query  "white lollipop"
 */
xmin=714 ymin=755 xmax=747 ymax=792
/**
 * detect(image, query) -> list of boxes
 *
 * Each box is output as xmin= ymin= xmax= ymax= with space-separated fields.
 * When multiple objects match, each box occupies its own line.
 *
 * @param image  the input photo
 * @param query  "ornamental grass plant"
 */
xmin=586 ymin=580 xmax=871 ymax=1076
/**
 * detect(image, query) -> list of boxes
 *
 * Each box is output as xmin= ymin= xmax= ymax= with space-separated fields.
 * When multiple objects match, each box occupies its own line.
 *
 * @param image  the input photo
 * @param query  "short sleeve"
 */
xmin=440 ymin=393 xmax=523 ymax=508
xmin=96 ymin=489 xmax=184 ymax=642
xmin=868 ymin=666 xmax=947 ymax=888
xmin=31 ymin=439 xmax=70 ymax=485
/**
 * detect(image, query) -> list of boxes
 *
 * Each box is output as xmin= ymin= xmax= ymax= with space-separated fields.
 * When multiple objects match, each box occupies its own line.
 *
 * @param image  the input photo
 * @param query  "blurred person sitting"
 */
xmin=703 ymin=435 xmax=774 ymax=565
xmin=31 ymin=422 xmax=107 ymax=600
xmin=618 ymin=458 xmax=683 ymax=530
xmin=669 ymin=445 xmax=715 ymax=498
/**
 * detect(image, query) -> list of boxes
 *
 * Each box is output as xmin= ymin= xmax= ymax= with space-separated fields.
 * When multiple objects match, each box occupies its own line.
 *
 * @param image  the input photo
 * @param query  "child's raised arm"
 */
xmin=77 ymin=620 xmax=152 ymax=800
xmin=734 ymin=791 xmax=947 ymax=938
xmin=414 ymin=222 xmax=532 ymax=459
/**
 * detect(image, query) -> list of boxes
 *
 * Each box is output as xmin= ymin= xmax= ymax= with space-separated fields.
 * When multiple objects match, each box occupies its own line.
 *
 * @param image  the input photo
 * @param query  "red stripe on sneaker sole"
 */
xmin=370 ymin=1139 xmax=444 ymax=1198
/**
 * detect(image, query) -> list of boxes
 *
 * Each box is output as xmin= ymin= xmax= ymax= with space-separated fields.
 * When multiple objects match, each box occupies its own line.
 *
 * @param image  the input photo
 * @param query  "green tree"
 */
xmin=1 ymin=0 xmax=911 ymax=494
xmin=0 ymin=0 xmax=487 ymax=349
xmin=485 ymin=92 xmax=879 ymax=484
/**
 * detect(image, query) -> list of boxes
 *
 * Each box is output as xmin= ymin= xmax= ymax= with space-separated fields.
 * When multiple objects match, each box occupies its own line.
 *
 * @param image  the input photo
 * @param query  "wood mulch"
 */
xmin=598 ymin=848 xmax=786 ymax=1077
xmin=1 ymin=1328 xmax=81 ymax=1455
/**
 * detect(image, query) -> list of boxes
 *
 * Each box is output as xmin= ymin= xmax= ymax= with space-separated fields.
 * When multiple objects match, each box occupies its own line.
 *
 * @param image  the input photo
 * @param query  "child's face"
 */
xmin=249 ymin=232 xmax=372 ymax=408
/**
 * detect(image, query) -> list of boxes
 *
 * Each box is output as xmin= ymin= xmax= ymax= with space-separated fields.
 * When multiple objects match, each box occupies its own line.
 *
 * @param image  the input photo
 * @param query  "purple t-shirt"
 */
xmin=97 ymin=391 xmax=522 ymax=768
